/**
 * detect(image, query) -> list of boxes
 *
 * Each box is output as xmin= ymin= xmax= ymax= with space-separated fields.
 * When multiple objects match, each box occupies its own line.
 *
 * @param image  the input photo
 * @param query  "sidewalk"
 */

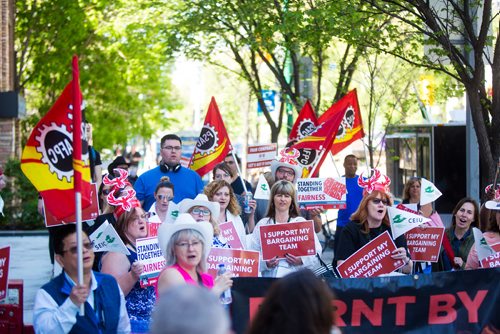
xmin=0 ymin=234 xmax=52 ymax=325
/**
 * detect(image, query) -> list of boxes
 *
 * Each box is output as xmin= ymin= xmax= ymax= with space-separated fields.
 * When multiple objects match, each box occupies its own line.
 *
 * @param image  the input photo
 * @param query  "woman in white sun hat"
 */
xmin=178 ymin=194 xmax=231 ymax=248
xmin=155 ymin=213 xmax=232 ymax=296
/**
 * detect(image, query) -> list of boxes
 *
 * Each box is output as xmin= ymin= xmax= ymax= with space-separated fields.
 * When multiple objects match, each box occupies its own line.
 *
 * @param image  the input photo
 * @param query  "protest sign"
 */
xmin=0 ymin=246 xmax=10 ymax=302
xmin=44 ymin=183 xmax=99 ymax=227
xmin=420 ymin=178 xmax=442 ymax=206
xmin=405 ymin=226 xmax=444 ymax=262
xmin=136 ymin=237 xmax=165 ymax=288
xmin=395 ymin=203 xmax=418 ymax=214
xmin=472 ymin=227 xmax=496 ymax=262
xmin=89 ymin=221 xmax=130 ymax=255
xmin=481 ymin=251 xmax=500 ymax=268
xmin=165 ymin=202 xmax=179 ymax=224
xmin=207 ymin=248 xmax=260 ymax=278
xmin=388 ymin=206 xmax=430 ymax=239
xmin=148 ymin=222 xmax=161 ymax=237
xmin=246 ymin=144 xmax=277 ymax=169
xmin=254 ymin=174 xmax=271 ymax=200
xmin=296 ymin=177 xmax=346 ymax=210
xmin=336 ymin=231 xmax=404 ymax=278
xmin=220 ymin=221 xmax=244 ymax=249
xmin=259 ymin=220 xmax=316 ymax=260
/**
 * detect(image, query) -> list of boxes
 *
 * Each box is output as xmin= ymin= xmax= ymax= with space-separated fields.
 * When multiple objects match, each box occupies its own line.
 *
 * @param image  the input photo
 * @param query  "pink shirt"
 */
xmin=155 ymin=263 xmax=214 ymax=297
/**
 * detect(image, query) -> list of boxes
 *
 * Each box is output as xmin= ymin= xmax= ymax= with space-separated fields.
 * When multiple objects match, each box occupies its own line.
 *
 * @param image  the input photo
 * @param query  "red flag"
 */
xmin=319 ymin=89 xmax=364 ymax=155
xmin=21 ymin=60 xmax=92 ymax=220
xmin=288 ymin=100 xmax=318 ymax=142
xmin=287 ymin=107 xmax=347 ymax=175
xmin=189 ymin=97 xmax=232 ymax=177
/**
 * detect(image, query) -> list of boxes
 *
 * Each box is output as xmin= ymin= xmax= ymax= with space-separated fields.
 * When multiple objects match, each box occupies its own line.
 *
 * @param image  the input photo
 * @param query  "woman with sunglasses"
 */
xmin=148 ymin=176 xmax=174 ymax=224
xmin=178 ymin=194 xmax=230 ymax=248
xmin=248 ymin=180 xmax=321 ymax=277
xmin=334 ymin=189 xmax=413 ymax=274
xmin=100 ymin=192 xmax=155 ymax=333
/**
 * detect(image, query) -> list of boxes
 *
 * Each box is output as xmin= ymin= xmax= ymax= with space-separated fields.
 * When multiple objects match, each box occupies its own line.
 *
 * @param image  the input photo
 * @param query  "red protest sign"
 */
xmin=44 ymin=183 xmax=99 ymax=227
xmin=259 ymin=220 xmax=316 ymax=260
xmin=405 ymin=226 xmax=444 ymax=262
xmin=0 ymin=246 xmax=10 ymax=301
xmin=246 ymin=143 xmax=277 ymax=169
xmin=219 ymin=221 xmax=244 ymax=249
xmin=396 ymin=203 xmax=419 ymax=215
xmin=148 ymin=222 xmax=161 ymax=237
xmin=336 ymin=231 xmax=404 ymax=278
xmin=207 ymin=247 xmax=260 ymax=278
xmin=480 ymin=243 xmax=500 ymax=268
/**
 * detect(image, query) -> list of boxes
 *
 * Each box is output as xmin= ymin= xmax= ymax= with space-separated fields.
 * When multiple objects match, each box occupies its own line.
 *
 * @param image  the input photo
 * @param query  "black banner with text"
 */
xmin=230 ymin=268 xmax=500 ymax=334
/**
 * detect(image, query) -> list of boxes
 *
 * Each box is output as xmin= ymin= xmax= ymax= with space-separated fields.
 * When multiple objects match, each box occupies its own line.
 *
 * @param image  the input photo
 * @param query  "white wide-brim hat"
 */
xmin=270 ymin=159 xmax=302 ymax=183
xmin=178 ymin=194 xmax=220 ymax=220
xmin=485 ymin=200 xmax=500 ymax=211
xmin=157 ymin=213 xmax=214 ymax=260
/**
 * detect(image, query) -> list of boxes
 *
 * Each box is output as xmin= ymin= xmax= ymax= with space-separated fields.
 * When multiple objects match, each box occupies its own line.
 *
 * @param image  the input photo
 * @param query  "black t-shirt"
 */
xmin=231 ymin=176 xmax=253 ymax=196
xmin=335 ymin=220 xmax=408 ymax=262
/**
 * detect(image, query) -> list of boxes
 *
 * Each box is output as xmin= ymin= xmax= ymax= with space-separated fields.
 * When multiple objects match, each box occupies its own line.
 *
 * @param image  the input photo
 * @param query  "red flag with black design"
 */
xmin=318 ymin=89 xmax=364 ymax=155
xmin=20 ymin=58 xmax=92 ymax=221
xmin=289 ymin=100 xmax=318 ymax=142
xmin=189 ymin=97 xmax=232 ymax=177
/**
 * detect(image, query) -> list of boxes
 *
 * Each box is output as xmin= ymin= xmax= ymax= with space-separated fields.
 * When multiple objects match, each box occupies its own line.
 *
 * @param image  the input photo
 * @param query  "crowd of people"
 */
xmin=30 ymin=133 xmax=500 ymax=334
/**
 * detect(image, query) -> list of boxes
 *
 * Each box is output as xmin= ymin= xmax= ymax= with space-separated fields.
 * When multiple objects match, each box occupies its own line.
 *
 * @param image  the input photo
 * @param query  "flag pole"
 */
xmin=72 ymin=56 xmax=85 ymax=315
xmin=328 ymin=152 xmax=341 ymax=177
xmin=307 ymin=148 xmax=326 ymax=178
xmin=231 ymin=150 xmax=248 ymax=193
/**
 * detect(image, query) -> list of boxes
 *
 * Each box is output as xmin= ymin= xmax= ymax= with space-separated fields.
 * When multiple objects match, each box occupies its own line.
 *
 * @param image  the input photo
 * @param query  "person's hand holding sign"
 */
xmin=69 ymin=284 xmax=90 ymax=307
xmin=130 ymin=261 xmax=144 ymax=280
xmin=266 ymin=256 xmax=279 ymax=268
xmin=285 ymin=253 xmax=303 ymax=266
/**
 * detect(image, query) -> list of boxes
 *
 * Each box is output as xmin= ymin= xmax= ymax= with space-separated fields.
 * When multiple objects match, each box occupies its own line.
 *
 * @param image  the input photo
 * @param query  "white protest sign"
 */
xmin=472 ymin=227 xmax=496 ymax=261
xmin=387 ymin=206 xmax=431 ymax=239
xmin=246 ymin=143 xmax=277 ymax=169
xmin=296 ymin=177 xmax=347 ymax=210
xmin=420 ymin=178 xmax=442 ymax=206
xmin=254 ymin=174 xmax=271 ymax=200
xmin=165 ymin=202 xmax=180 ymax=224
xmin=136 ymin=237 xmax=165 ymax=287
xmin=89 ymin=221 xmax=130 ymax=255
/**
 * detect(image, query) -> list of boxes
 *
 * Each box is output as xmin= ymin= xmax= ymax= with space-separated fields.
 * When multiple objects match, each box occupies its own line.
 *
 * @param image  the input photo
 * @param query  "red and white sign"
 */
xmin=44 ymin=183 xmax=99 ymax=227
xmin=207 ymin=247 xmax=260 ymax=278
xmin=480 ymin=243 xmax=500 ymax=268
xmin=296 ymin=177 xmax=346 ymax=210
xmin=148 ymin=222 xmax=161 ymax=237
xmin=259 ymin=220 xmax=316 ymax=260
xmin=219 ymin=221 xmax=244 ymax=249
xmin=246 ymin=143 xmax=277 ymax=169
xmin=136 ymin=237 xmax=165 ymax=288
xmin=0 ymin=246 xmax=10 ymax=302
xmin=396 ymin=203 xmax=419 ymax=215
xmin=405 ymin=226 xmax=444 ymax=262
xmin=337 ymin=231 xmax=404 ymax=278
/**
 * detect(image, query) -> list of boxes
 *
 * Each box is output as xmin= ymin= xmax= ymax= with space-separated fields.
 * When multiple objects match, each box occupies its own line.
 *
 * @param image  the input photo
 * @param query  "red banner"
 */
xmin=0 ymin=246 xmax=10 ymax=302
xmin=289 ymin=100 xmax=318 ymax=142
xmin=337 ymin=231 xmax=404 ymax=278
xmin=405 ymin=226 xmax=444 ymax=262
xmin=259 ymin=221 xmax=316 ymax=260
xmin=318 ymin=89 xmax=364 ymax=155
xmin=189 ymin=97 xmax=232 ymax=177
xmin=219 ymin=221 xmax=244 ymax=249
xmin=43 ymin=183 xmax=99 ymax=227
xmin=207 ymin=248 xmax=260 ymax=278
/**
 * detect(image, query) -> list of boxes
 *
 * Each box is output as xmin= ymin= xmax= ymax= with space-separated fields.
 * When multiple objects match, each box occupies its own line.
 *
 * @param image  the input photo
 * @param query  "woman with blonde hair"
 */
xmin=205 ymin=180 xmax=248 ymax=248
xmin=249 ymin=180 xmax=320 ymax=277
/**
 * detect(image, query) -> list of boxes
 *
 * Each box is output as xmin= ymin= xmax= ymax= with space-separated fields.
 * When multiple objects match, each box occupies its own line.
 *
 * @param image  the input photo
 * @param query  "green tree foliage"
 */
xmin=15 ymin=0 xmax=180 ymax=150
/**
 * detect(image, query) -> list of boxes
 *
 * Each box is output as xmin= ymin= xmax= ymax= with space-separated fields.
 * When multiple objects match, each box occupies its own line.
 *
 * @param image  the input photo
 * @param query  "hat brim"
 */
xmin=485 ymin=200 xmax=500 ymax=210
xmin=178 ymin=198 xmax=220 ymax=220
xmin=157 ymin=218 xmax=214 ymax=262
xmin=271 ymin=160 xmax=302 ymax=183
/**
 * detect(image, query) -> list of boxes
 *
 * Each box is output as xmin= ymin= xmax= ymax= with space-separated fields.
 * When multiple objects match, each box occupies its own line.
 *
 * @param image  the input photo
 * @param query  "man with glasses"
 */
xmin=134 ymin=134 xmax=203 ymax=210
xmin=33 ymin=224 xmax=130 ymax=333
xmin=224 ymin=153 xmax=253 ymax=196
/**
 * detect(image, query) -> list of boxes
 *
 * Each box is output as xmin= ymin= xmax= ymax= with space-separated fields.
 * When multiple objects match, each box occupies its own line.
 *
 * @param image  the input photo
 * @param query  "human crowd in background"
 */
xmin=30 ymin=132 xmax=500 ymax=334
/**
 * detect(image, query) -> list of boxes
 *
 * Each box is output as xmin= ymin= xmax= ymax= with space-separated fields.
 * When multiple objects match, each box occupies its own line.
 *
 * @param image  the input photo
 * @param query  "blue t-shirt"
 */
xmin=337 ymin=176 xmax=363 ymax=227
xmin=134 ymin=165 xmax=203 ymax=210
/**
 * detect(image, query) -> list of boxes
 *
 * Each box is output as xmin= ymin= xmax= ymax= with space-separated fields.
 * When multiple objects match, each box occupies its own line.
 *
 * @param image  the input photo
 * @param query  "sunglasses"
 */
xmin=191 ymin=208 xmax=211 ymax=216
xmin=157 ymin=194 xmax=173 ymax=201
xmin=371 ymin=198 xmax=388 ymax=205
xmin=63 ymin=242 xmax=93 ymax=254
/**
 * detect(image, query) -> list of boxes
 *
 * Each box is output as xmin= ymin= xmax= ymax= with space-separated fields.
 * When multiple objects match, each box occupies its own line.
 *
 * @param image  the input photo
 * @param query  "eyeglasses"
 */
xmin=276 ymin=168 xmax=295 ymax=177
xmin=175 ymin=240 xmax=202 ymax=249
xmin=372 ymin=198 xmax=388 ymax=205
xmin=225 ymin=160 xmax=235 ymax=165
xmin=157 ymin=194 xmax=173 ymax=201
xmin=130 ymin=213 xmax=150 ymax=222
xmin=63 ymin=242 xmax=93 ymax=254
xmin=162 ymin=146 xmax=182 ymax=151
xmin=190 ymin=208 xmax=211 ymax=216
